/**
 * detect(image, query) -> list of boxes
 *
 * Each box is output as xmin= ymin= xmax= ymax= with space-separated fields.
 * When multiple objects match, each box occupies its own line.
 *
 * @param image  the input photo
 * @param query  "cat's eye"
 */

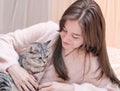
xmin=29 ymin=51 xmax=33 ymax=53
xmin=29 ymin=51 xmax=37 ymax=54
xmin=45 ymin=55 xmax=48 ymax=58
xmin=39 ymin=57 xmax=42 ymax=59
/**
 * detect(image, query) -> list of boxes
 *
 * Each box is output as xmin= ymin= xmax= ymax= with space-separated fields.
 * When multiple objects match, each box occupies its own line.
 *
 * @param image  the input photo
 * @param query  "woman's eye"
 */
xmin=72 ymin=35 xmax=79 ymax=39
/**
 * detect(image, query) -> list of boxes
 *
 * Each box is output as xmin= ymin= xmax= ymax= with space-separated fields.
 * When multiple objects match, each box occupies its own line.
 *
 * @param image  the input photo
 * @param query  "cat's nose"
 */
xmin=42 ymin=59 xmax=46 ymax=64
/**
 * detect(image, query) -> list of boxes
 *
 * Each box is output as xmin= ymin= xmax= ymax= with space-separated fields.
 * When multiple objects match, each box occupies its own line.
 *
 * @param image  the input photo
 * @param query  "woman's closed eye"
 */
xmin=72 ymin=35 xmax=80 ymax=39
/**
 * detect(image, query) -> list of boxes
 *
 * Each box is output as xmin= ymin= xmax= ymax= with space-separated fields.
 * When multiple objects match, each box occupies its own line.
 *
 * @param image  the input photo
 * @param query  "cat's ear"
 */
xmin=44 ymin=40 xmax=51 ymax=46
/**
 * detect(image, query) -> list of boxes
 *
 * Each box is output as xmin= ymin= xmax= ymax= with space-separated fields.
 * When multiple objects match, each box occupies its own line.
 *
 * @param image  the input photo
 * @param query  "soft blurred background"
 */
xmin=0 ymin=0 xmax=120 ymax=78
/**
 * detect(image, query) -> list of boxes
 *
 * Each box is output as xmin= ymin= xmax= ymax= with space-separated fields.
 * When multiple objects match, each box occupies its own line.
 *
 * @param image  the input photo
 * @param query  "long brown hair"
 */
xmin=53 ymin=0 xmax=120 ymax=87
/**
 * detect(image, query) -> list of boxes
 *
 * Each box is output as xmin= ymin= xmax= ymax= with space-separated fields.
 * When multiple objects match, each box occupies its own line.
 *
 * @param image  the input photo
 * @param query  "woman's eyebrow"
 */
xmin=64 ymin=26 xmax=81 ymax=36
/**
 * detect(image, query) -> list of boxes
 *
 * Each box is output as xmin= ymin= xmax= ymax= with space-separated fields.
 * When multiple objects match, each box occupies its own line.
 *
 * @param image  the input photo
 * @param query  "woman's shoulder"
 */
xmin=46 ymin=21 xmax=59 ymax=31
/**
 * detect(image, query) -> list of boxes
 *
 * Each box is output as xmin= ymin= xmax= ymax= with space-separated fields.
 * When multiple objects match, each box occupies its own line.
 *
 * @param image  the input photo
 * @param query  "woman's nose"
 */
xmin=63 ymin=34 xmax=71 ymax=42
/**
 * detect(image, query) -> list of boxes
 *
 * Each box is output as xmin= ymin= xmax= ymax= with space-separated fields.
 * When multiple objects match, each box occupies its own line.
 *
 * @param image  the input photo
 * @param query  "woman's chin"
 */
xmin=62 ymin=45 xmax=72 ymax=50
xmin=62 ymin=44 xmax=69 ymax=49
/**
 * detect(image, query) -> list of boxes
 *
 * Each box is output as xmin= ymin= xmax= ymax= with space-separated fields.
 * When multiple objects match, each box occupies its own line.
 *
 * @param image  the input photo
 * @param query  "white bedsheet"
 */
xmin=107 ymin=47 xmax=120 ymax=79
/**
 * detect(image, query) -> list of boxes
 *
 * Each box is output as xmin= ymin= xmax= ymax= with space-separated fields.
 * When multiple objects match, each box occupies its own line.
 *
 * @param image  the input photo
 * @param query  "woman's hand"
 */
xmin=7 ymin=64 xmax=38 ymax=91
xmin=39 ymin=81 xmax=74 ymax=91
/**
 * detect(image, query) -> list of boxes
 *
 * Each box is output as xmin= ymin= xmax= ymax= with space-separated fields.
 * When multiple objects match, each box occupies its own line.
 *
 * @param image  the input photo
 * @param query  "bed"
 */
xmin=107 ymin=47 xmax=120 ymax=79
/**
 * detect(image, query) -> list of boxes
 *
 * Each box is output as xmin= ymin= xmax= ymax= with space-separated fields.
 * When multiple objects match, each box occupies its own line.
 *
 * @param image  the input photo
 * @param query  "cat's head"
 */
xmin=25 ymin=40 xmax=51 ymax=66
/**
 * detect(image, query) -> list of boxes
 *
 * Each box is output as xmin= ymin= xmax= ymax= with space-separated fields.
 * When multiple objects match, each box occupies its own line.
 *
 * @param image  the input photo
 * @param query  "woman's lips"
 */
xmin=62 ymin=41 xmax=70 ymax=46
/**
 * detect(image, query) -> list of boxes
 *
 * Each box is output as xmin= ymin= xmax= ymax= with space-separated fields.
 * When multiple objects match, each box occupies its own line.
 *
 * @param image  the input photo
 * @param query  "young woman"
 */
xmin=0 ymin=0 xmax=120 ymax=91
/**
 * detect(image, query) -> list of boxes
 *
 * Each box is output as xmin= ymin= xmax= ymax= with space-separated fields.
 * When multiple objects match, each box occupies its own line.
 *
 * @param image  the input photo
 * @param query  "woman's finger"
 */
xmin=21 ymin=84 xmax=30 ymax=91
xmin=14 ymin=80 xmax=23 ymax=91
xmin=28 ymin=76 xmax=38 ymax=89
xmin=25 ymin=80 xmax=36 ymax=91
xmin=40 ymin=86 xmax=52 ymax=91
xmin=10 ymin=73 xmax=23 ymax=91
xmin=30 ymin=74 xmax=37 ymax=82
xmin=39 ymin=82 xmax=52 ymax=89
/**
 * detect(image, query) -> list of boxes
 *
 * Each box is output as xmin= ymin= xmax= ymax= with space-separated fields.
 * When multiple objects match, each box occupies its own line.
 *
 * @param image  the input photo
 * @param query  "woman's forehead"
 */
xmin=64 ymin=20 xmax=82 ymax=35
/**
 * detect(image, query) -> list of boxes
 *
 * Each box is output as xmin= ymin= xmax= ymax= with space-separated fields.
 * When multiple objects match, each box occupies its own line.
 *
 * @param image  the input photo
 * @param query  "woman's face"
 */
xmin=60 ymin=20 xmax=83 ymax=50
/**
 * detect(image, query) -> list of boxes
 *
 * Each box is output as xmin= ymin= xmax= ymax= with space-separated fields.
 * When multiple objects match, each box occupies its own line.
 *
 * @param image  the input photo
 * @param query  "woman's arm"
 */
xmin=0 ymin=21 xmax=59 ymax=73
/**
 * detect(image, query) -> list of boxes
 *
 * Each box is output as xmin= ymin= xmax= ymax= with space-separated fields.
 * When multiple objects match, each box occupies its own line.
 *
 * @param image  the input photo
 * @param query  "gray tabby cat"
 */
xmin=0 ymin=41 xmax=50 ymax=91
xmin=18 ymin=40 xmax=51 ymax=84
